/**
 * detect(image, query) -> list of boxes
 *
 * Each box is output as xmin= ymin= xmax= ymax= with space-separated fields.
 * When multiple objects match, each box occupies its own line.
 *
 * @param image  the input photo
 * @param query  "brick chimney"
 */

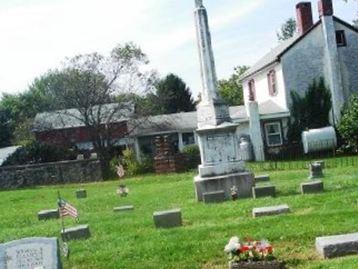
xmin=318 ymin=0 xmax=333 ymax=17
xmin=296 ymin=2 xmax=314 ymax=35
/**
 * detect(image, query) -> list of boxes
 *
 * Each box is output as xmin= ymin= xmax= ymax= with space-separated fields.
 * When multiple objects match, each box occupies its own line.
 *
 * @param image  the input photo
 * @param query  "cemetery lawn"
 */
xmin=0 ymin=160 xmax=357 ymax=269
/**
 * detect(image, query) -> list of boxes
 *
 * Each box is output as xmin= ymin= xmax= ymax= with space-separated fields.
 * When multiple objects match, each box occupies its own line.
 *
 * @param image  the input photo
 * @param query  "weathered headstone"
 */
xmin=252 ymin=185 xmax=276 ymax=199
xmin=153 ymin=209 xmax=182 ymax=229
xmin=255 ymin=175 xmax=270 ymax=183
xmin=309 ymin=163 xmax=323 ymax=179
xmin=61 ymin=225 xmax=90 ymax=242
xmin=113 ymin=205 xmax=134 ymax=212
xmin=75 ymin=189 xmax=87 ymax=199
xmin=301 ymin=180 xmax=324 ymax=194
xmin=0 ymin=237 xmax=61 ymax=269
xmin=252 ymin=204 xmax=290 ymax=218
xmin=203 ymin=190 xmax=225 ymax=203
xmin=316 ymin=233 xmax=358 ymax=258
xmin=38 ymin=209 xmax=59 ymax=221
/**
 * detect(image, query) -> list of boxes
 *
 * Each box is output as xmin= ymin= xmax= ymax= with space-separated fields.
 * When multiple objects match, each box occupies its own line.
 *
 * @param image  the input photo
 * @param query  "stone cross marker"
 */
xmin=0 ymin=237 xmax=61 ymax=269
xmin=193 ymin=0 xmax=254 ymax=201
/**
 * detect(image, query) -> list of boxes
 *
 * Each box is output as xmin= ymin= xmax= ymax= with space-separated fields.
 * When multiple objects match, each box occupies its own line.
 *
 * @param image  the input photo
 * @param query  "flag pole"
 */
xmin=57 ymin=191 xmax=65 ymax=233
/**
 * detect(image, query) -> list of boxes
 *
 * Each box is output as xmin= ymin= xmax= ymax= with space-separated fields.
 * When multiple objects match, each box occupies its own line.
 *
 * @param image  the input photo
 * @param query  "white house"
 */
xmin=240 ymin=0 xmax=358 ymax=159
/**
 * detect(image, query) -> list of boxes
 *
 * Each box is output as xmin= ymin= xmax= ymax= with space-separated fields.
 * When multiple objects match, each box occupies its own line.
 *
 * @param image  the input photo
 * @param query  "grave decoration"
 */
xmin=117 ymin=184 xmax=129 ymax=197
xmin=57 ymin=192 xmax=90 ymax=242
xmin=224 ymin=236 xmax=285 ymax=269
xmin=231 ymin=186 xmax=239 ymax=201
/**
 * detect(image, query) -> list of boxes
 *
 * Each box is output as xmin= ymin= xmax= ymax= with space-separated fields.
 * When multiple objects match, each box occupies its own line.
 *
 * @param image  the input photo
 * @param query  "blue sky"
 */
xmin=0 ymin=0 xmax=357 ymax=98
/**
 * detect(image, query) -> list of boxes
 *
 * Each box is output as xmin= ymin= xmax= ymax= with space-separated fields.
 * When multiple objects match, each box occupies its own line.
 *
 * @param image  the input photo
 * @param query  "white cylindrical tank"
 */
xmin=239 ymin=137 xmax=254 ymax=161
xmin=302 ymin=126 xmax=337 ymax=154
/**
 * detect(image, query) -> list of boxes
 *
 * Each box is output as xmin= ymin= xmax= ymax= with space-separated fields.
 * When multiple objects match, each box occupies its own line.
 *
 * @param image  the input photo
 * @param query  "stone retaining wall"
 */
xmin=0 ymin=159 xmax=102 ymax=189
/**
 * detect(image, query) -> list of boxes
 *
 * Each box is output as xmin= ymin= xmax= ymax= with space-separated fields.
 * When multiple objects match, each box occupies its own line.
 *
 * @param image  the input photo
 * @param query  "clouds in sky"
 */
xmin=0 ymin=0 xmax=356 ymax=97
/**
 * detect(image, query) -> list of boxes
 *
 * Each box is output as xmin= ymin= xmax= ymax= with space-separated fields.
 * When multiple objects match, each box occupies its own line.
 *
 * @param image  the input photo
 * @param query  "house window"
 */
xmin=248 ymin=79 xmax=256 ymax=101
xmin=264 ymin=122 xmax=283 ymax=147
xmin=182 ymin=132 xmax=195 ymax=146
xmin=267 ymin=70 xmax=277 ymax=96
xmin=336 ymin=30 xmax=347 ymax=47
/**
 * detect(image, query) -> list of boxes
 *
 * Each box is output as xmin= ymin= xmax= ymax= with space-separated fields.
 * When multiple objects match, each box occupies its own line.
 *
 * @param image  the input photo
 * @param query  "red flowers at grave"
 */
xmin=224 ymin=236 xmax=275 ymax=262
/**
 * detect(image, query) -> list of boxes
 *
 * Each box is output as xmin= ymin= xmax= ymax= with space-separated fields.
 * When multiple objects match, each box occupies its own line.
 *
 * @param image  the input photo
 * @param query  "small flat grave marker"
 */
xmin=255 ymin=175 xmax=270 ymax=183
xmin=316 ymin=232 xmax=358 ymax=259
xmin=61 ymin=225 xmax=90 ymax=242
xmin=203 ymin=190 xmax=225 ymax=203
xmin=113 ymin=205 xmax=134 ymax=212
xmin=301 ymin=180 xmax=324 ymax=194
xmin=252 ymin=185 xmax=276 ymax=199
xmin=153 ymin=209 xmax=182 ymax=229
xmin=38 ymin=209 xmax=59 ymax=221
xmin=0 ymin=237 xmax=61 ymax=269
xmin=75 ymin=189 xmax=87 ymax=199
xmin=252 ymin=204 xmax=290 ymax=218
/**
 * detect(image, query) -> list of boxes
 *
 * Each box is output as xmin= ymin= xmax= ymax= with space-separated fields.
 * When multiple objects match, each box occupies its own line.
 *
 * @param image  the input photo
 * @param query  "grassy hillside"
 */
xmin=0 ymin=159 xmax=357 ymax=269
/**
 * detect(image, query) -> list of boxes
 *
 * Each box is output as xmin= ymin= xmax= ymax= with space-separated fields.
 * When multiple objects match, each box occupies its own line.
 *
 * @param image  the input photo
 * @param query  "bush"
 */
xmin=113 ymin=148 xmax=153 ymax=177
xmin=287 ymin=78 xmax=332 ymax=143
xmin=182 ymin=144 xmax=201 ymax=170
xmin=338 ymin=94 xmax=358 ymax=152
xmin=2 ymin=141 xmax=77 ymax=166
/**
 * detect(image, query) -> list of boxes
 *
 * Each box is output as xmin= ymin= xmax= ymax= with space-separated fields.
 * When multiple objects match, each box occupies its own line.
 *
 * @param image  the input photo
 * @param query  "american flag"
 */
xmin=58 ymin=198 xmax=79 ymax=219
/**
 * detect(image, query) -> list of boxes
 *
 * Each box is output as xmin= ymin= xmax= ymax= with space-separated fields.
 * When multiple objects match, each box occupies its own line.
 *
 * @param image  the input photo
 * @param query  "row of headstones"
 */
xmin=252 ymin=204 xmax=358 ymax=259
xmin=0 ymin=231 xmax=356 ymax=268
xmin=203 ymin=174 xmax=324 ymax=203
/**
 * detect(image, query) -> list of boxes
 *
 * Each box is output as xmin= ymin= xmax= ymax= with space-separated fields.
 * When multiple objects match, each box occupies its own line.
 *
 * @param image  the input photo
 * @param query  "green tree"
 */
xmin=0 ymin=107 xmax=12 ymax=147
xmin=53 ymin=43 xmax=156 ymax=173
xmin=338 ymin=94 xmax=358 ymax=151
xmin=287 ymin=78 xmax=332 ymax=142
xmin=277 ymin=18 xmax=297 ymax=42
xmin=218 ymin=66 xmax=249 ymax=106
xmin=0 ymin=71 xmax=69 ymax=145
xmin=149 ymin=73 xmax=195 ymax=115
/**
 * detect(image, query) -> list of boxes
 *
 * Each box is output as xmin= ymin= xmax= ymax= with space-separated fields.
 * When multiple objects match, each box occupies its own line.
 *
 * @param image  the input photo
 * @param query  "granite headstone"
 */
xmin=0 ymin=237 xmax=61 ymax=269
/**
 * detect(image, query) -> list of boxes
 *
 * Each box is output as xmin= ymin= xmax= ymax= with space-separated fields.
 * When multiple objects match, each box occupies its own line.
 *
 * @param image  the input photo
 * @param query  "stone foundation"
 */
xmin=195 ymin=171 xmax=254 ymax=201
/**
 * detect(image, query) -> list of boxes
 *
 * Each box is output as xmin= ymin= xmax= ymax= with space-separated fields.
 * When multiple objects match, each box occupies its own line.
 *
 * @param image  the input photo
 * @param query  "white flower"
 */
xmin=224 ymin=236 xmax=241 ymax=253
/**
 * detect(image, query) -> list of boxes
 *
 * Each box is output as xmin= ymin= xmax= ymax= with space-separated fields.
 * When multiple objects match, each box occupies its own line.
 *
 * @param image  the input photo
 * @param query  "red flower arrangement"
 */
xmin=224 ymin=237 xmax=275 ymax=262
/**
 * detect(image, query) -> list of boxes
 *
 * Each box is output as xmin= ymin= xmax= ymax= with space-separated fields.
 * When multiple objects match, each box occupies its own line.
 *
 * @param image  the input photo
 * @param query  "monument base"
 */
xmin=194 ymin=171 xmax=254 ymax=201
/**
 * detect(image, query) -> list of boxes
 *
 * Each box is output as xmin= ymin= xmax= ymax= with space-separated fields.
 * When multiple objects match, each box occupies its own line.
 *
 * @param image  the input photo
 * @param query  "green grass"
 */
xmin=0 ymin=158 xmax=357 ymax=269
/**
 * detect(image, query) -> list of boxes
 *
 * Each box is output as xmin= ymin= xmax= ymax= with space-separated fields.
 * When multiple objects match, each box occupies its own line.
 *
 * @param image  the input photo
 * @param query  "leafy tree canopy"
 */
xmin=277 ymin=18 xmax=297 ymax=42
xmin=338 ymin=94 xmax=358 ymax=151
xmin=218 ymin=66 xmax=249 ymax=106
xmin=148 ymin=73 xmax=195 ymax=115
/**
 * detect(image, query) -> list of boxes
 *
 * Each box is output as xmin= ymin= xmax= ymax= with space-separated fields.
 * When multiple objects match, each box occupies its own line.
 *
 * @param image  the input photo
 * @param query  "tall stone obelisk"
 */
xmin=193 ymin=0 xmax=254 ymax=201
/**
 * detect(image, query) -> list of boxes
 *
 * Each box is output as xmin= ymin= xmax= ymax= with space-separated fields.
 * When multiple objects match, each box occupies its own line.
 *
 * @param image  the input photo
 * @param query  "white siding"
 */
xmin=281 ymin=25 xmax=326 ymax=103
xmin=243 ymin=63 xmax=288 ymax=110
xmin=335 ymin=21 xmax=358 ymax=99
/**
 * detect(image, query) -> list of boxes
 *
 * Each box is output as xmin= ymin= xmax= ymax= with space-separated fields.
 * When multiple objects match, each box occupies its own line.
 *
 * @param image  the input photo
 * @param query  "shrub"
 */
xmin=338 ymin=94 xmax=358 ymax=152
xmin=287 ymin=78 xmax=332 ymax=143
xmin=182 ymin=144 xmax=201 ymax=170
xmin=116 ymin=148 xmax=153 ymax=177
xmin=2 ymin=141 xmax=77 ymax=166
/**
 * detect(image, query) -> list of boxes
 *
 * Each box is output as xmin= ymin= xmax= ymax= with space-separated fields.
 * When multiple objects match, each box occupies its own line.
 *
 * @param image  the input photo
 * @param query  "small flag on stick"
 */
xmin=58 ymin=198 xmax=79 ymax=219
